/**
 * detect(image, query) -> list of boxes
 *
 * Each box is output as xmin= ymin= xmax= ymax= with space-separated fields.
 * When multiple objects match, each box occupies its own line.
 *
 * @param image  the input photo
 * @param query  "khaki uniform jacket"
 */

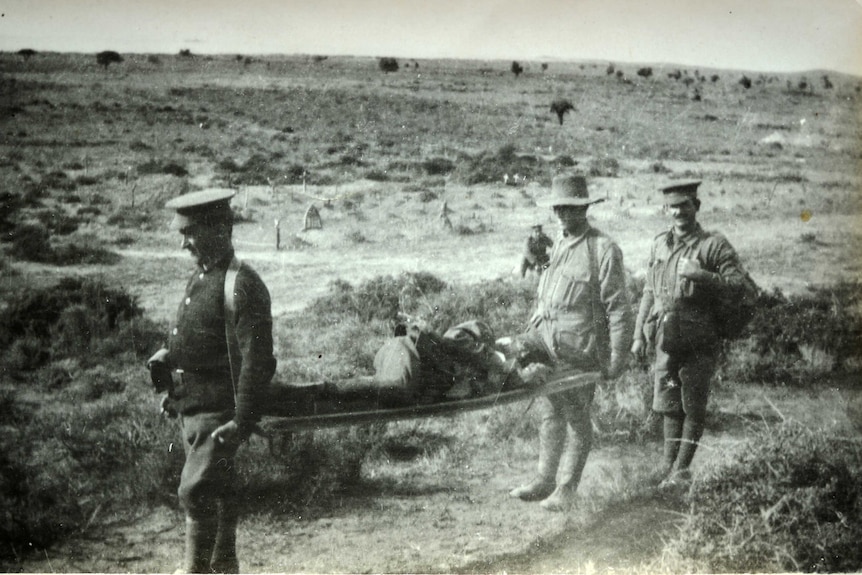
xmin=635 ymin=224 xmax=748 ymax=347
xmin=530 ymin=226 xmax=632 ymax=372
xmin=168 ymin=250 xmax=276 ymax=428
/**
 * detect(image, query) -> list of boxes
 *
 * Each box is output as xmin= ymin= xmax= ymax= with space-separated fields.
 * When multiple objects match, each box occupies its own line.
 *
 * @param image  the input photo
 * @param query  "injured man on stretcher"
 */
xmin=261 ymin=320 xmax=556 ymax=417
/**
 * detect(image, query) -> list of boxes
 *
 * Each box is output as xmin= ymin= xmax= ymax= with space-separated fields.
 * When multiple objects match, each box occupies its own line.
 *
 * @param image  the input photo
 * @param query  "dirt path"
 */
xmin=461 ymin=495 xmax=687 ymax=574
xmin=14 ymin=437 xmax=695 ymax=574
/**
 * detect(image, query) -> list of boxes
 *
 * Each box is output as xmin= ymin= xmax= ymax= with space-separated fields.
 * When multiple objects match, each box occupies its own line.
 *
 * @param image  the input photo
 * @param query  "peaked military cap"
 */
xmin=166 ymin=188 xmax=235 ymax=230
xmin=661 ymin=181 xmax=701 ymax=204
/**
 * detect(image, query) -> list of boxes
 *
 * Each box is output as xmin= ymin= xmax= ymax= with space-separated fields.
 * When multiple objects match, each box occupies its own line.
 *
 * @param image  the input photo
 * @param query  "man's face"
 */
xmin=667 ymin=198 xmax=698 ymax=231
xmin=179 ymin=222 xmax=229 ymax=266
xmin=553 ymin=205 xmax=589 ymax=234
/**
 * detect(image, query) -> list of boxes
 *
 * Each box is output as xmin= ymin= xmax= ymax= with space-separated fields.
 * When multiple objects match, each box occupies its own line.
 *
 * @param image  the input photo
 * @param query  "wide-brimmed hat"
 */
xmin=166 ymin=188 xmax=236 ymax=230
xmin=538 ymin=174 xmax=605 ymax=208
xmin=661 ymin=181 xmax=701 ymax=204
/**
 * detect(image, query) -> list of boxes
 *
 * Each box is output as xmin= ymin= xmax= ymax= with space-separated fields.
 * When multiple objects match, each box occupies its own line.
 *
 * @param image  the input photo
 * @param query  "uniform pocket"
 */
xmin=552 ymin=320 xmax=594 ymax=367
xmin=658 ymin=307 xmax=716 ymax=355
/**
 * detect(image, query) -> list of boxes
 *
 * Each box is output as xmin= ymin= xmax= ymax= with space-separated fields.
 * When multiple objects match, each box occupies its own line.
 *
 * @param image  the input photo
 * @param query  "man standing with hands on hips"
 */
xmin=147 ymin=189 xmax=276 ymax=573
xmin=631 ymin=181 xmax=750 ymax=489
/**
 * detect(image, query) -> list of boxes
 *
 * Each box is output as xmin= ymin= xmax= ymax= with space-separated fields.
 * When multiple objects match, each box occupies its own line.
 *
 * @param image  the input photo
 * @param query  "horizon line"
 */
xmin=5 ymin=48 xmax=860 ymax=78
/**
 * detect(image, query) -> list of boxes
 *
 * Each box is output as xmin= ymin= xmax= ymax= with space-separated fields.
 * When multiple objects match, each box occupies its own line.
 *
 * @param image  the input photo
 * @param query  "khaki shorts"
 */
xmin=652 ymin=346 xmax=718 ymax=418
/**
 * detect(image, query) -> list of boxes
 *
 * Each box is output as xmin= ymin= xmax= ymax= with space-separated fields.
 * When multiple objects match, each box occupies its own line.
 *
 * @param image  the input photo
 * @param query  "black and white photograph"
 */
xmin=1 ymin=1 xmax=861 ymax=572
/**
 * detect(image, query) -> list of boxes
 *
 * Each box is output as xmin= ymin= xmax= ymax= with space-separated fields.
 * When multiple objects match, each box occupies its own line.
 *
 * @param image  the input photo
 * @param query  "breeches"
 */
xmin=178 ymin=412 xmax=239 ymax=520
xmin=540 ymin=384 xmax=596 ymax=423
xmin=652 ymin=347 xmax=718 ymax=418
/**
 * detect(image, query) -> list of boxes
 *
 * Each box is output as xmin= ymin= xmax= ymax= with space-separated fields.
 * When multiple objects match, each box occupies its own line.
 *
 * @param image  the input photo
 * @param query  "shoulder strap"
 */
xmin=587 ymin=233 xmax=610 ymax=369
xmin=224 ymin=256 xmax=242 ymax=405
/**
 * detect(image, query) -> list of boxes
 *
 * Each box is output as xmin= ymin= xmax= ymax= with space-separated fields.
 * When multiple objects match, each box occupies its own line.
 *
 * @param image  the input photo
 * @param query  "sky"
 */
xmin=1 ymin=0 xmax=861 ymax=75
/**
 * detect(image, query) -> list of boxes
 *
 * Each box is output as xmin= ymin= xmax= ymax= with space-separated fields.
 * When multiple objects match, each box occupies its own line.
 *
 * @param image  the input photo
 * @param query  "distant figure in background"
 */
xmin=631 ymin=181 xmax=750 ymax=490
xmin=504 ymin=174 xmax=632 ymax=512
xmin=147 ymin=189 xmax=276 ymax=573
xmin=519 ymin=224 xmax=553 ymax=278
xmin=439 ymin=200 xmax=453 ymax=229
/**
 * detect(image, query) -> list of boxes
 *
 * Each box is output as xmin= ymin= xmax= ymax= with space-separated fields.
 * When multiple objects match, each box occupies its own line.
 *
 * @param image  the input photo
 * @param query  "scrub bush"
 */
xmin=722 ymin=282 xmax=862 ymax=384
xmin=664 ymin=423 xmax=862 ymax=572
xmin=137 ymin=158 xmax=188 ymax=177
xmin=0 ymin=276 xmax=161 ymax=370
xmin=8 ymin=223 xmax=52 ymax=262
xmin=7 ymin=224 xmax=120 ymax=265
xmin=0 ymin=386 xmax=180 ymax=562
xmin=451 ymin=144 xmax=549 ymax=186
xmin=306 ymin=272 xmax=448 ymax=325
xmin=422 ymin=157 xmax=455 ymax=176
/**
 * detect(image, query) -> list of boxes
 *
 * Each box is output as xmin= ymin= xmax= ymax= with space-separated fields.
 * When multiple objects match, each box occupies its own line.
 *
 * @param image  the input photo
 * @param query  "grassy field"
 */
xmin=1 ymin=51 xmax=861 ymax=572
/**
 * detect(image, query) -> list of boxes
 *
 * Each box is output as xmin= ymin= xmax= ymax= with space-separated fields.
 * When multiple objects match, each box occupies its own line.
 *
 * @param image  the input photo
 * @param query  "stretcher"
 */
xmin=259 ymin=370 xmax=601 ymax=431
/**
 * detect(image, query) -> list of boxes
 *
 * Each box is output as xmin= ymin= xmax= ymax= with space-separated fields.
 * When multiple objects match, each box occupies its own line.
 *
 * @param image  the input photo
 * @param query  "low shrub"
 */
xmin=593 ymin=368 xmax=658 ymax=443
xmin=587 ymin=156 xmax=621 ymax=177
xmin=306 ymin=273 xmax=449 ymax=326
xmin=218 ymin=154 xmax=306 ymax=186
xmin=129 ymin=139 xmax=153 ymax=151
xmin=343 ymin=230 xmax=368 ymax=244
xmin=0 ymin=276 xmax=159 ymax=371
xmin=8 ymin=223 xmax=52 ymax=262
xmin=422 ymin=157 xmax=455 ymax=176
xmin=41 ymin=170 xmax=77 ymax=191
xmin=0 ymin=191 xmax=23 ymax=236
xmin=75 ymin=174 xmax=99 ymax=186
xmin=0 ymin=385 xmax=182 ymax=561
xmin=75 ymin=205 xmax=102 ymax=218
xmin=363 ymin=169 xmax=389 ymax=181
xmin=722 ymin=283 xmax=862 ymax=384
xmin=54 ymin=239 xmax=121 ymax=266
xmin=451 ymin=144 xmax=547 ymax=186
xmin=239 ymin=424 xmax=381 ymax=515
xmin=3 ymin=335 xmax=50 ymax=371
xmin=663 ymin=423 xmax=862 ymax=572
xmin=105 ymin=207 xmax=158 ymax=230
xmin=35 ymin=210 xmax=79 ymax=235
xmin=137 ymin=159 xmax=188 ymax=177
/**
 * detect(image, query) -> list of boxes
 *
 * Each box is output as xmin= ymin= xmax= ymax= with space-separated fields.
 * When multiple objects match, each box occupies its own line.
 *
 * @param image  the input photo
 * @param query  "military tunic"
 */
xmin=523 ymin=226 xmax=632 ymax=372
xmin=166 ymin=250 xmax=276 ymax=517
xmin=635 ymin=224 xmax=747 ymax=417
xmin=513 ymin=224 xmax=633 ymax=497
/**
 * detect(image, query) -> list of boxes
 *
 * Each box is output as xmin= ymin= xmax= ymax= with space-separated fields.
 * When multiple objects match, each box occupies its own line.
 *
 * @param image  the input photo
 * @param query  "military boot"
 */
xmin=540 ymin=417 xmax=591 ymax=512
xmin=210 ymin=501 xmax=239 ymax=573
xmin=183 ymin=515 xmax=217 ymax=573
xmin=509 ymin=415 xmax=564 ymax=501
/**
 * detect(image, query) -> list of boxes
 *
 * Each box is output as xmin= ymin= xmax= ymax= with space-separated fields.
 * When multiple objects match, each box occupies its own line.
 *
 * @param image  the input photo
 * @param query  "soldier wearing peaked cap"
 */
xmin=631 ymin=181 xmax=751 ymax=489
xmin=504 ymin=174 xmax=633 ymax=511
xmin=147 ymin=188 xmax=276 ymax=573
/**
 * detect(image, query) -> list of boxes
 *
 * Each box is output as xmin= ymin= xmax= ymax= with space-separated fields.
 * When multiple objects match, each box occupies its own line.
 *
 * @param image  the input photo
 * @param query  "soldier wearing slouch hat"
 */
xmin=505 ymin=174 xmax=633 ymax=512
